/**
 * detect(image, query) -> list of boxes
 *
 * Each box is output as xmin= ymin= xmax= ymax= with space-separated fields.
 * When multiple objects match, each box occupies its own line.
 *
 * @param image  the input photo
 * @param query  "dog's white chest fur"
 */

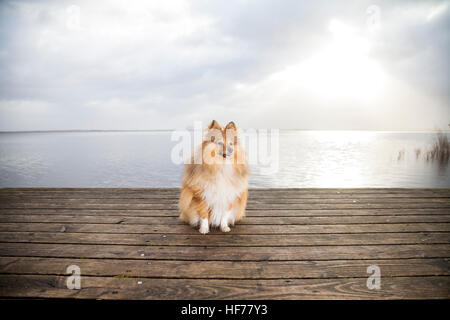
xmin=201 ymin=164 xmax=245 ymax=227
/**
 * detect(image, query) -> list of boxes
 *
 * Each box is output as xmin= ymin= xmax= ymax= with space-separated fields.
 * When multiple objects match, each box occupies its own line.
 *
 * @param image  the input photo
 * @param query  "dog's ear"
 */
xmin=225 ymin=121 xmax=236 ymax=130
xmin=208 ymin=120 xmax=221 ymax=130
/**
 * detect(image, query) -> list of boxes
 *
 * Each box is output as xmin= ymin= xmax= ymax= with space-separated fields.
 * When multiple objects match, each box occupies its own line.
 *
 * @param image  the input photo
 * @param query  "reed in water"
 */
xmin=425 ymin=131 xmax=449 ymax=165
xmin=398 ymin=131 xmax=449 ymax=166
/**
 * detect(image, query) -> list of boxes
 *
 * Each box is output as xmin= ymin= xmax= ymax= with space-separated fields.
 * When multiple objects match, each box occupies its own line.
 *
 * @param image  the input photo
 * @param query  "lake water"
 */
xmin=0 ymin=131 xmax=449 ymax=188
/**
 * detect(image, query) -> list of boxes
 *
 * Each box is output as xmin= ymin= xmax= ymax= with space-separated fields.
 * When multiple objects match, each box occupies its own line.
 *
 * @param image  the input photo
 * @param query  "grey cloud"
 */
xmin=0 ymin=0 xmax=449 ymax=131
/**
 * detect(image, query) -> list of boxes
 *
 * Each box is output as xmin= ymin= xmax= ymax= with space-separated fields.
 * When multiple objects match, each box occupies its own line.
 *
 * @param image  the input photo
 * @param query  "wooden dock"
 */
xmin=0 ymin=188 xmax=449 ymax=299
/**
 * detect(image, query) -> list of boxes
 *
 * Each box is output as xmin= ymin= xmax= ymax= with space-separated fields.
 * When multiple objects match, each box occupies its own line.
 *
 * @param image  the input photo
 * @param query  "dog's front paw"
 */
xmin=220 ymin=225 xmax=231 ymax=233
xmin=199 ymin=218 xmax=209 ymax=234
xmin=199 ymin=226 xmax=209 ymax=234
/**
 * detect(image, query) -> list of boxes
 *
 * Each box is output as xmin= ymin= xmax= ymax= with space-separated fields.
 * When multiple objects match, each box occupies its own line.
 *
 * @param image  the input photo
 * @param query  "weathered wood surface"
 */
xmin=0 ymin=188 xmax=449 ymax=300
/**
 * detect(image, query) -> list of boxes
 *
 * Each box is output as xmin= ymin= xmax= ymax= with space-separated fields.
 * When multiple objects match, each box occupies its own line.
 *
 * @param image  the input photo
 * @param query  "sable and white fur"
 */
xmin=178 ymin=120 xmax=249 ymax=234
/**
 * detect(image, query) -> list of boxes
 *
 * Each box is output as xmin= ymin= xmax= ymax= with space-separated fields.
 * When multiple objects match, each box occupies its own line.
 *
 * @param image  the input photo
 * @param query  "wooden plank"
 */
xmin=0 ymin=275 xmax=448 ymax=299
xmin=1 ymin=190 xmax=449 ymax=202
xmin=1 ymin=214 xmax=449 ymax=225
xmin=0 ymin=231 xmax=448 ymax=246
xmin=0 ymin=242 xmax=449 ymax=261
xmin=3 ymin=196 xmax=450 ymax=204
xmin=2 ymin=192 xmax=450 ymax=199
xmin=1 ymin=208 xmax=449 ymax=217
xmin=0 ymin=222 xmax=449 ymax=234
xmin=1 ymin=257 xmax=449 ymax=279
xmin=1 ymin=202 xmax=449 ymax=210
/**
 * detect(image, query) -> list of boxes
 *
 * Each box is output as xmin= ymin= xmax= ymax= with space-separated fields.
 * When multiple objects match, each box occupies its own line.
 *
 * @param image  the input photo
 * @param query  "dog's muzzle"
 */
xmin=222 ymin=147 xmax=234 ymax=158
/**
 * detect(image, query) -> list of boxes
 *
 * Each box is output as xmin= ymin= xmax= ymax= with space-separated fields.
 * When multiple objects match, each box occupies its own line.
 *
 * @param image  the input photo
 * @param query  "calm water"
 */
xmin=0 ymin=131 xmax=449 ymax=188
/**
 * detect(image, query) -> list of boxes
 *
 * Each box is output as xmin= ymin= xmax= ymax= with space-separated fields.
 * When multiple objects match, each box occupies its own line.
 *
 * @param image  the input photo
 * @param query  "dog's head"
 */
xmin=202 ymin=120 xmax=240 ymax=165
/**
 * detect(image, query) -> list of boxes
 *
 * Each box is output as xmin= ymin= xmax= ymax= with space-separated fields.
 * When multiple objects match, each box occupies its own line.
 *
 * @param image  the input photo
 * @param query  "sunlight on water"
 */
xmin=0 ymin=131 xmax=448 ymax=188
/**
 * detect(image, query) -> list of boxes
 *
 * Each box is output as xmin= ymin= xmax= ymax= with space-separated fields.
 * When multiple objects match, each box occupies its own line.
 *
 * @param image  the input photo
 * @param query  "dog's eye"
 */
xmin=229 ymin=141 xmax=233 ymax=146
xmin=218 ymin=141 xmax=223 ymax=146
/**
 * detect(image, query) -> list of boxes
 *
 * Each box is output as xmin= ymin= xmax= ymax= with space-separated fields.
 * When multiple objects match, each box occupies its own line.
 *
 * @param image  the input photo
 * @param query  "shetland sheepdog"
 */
xmin=178 ymin=120 xmax=249 ymax=234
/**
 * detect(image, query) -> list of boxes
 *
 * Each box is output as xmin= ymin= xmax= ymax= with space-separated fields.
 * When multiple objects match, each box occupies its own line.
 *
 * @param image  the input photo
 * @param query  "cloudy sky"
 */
xmin=0 ymin=0 xmax=449 ymax=131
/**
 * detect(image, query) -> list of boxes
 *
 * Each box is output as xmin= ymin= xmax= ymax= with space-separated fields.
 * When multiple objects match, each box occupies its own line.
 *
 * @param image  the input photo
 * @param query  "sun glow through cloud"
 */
xmin=269 ymin=19 xmax=387 ymax=102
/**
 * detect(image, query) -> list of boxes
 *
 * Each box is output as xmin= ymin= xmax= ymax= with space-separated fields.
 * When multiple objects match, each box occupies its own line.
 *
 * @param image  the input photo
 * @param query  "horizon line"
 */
xmin=1 ymin=129 xmax=449 ymax=134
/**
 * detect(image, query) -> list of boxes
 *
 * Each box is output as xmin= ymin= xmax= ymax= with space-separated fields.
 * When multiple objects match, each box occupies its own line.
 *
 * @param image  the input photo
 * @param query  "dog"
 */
xmin=178 ymin=120 xmax=249 ymax=234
